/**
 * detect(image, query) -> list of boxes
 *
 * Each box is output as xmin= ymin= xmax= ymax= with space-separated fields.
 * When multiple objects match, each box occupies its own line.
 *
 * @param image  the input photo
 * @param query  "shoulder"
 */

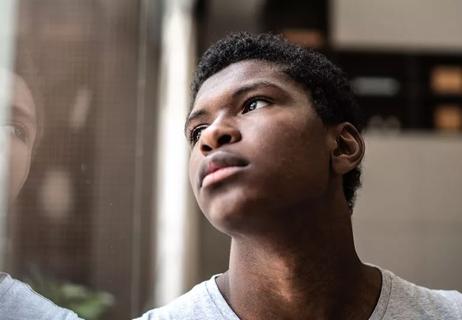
xmin=135 ymin=275 xmax=236 ymax=320
xmin=135 ymin=280 xmax=212 ymax=320
xmin=0 ymin=272 xmax=82 ymax=320
xmin=385 ymin=270 xmax=462 ymax=319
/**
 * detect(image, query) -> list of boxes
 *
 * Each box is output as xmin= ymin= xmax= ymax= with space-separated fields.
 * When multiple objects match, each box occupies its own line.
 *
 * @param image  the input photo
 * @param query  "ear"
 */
xmin=328 ymin=123 xmax=364 ymax=175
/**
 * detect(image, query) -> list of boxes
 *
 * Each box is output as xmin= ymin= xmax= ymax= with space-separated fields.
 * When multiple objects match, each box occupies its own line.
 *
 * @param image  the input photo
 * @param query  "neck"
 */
xmin=217 ymin=198 xmax=381 ymax=320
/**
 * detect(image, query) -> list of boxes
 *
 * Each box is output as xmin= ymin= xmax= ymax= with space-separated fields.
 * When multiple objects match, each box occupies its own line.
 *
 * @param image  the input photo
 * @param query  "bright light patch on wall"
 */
xmin=39 ymin=168 xmax=74 ymax=221
xmin=154 ymin=0 xmax=195 ymax=306
xmin=69 ymin=87 xmax=92 ymax=131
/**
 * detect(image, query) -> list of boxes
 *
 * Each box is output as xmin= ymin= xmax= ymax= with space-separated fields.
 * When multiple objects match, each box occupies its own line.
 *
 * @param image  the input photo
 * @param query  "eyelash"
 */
xmin=189 ymin=124 xmax=207 ymax=145
xmin=242 ymin=97 xmax=271 ymax=114
xmin=188 ymin=97 xmax=271 ymax=146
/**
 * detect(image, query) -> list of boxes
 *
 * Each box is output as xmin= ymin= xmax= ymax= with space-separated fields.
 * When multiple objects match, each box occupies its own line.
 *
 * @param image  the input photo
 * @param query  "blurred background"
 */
xmin=0 ymin=0 xmax=461 ymax=319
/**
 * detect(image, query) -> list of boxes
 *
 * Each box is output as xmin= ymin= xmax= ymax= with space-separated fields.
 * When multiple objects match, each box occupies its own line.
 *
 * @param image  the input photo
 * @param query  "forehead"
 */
xmin=0 ymin=71 xmax=36 ymax=121
xmin=12 ymin=74 xmax=36 ymax=117
xmin=193 ymin=60 xmax=298 ymax=109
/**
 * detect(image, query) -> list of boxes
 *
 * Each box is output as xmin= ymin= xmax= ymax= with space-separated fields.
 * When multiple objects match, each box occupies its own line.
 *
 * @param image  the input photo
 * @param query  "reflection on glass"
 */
xmin=1 ymin=71 xmax=37 ymax=205
xmin=1 ymin=0 xmax=162 ymax=319
xmin=0 ymin=69 xmax=83 ymax=319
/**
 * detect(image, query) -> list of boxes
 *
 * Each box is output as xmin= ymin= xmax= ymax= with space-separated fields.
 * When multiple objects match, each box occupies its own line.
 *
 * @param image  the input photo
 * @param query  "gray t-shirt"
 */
xmin=136 ymin=268 xmax=462 ymax=319
xmin=0 ymin=273 xmax=83 ymax=320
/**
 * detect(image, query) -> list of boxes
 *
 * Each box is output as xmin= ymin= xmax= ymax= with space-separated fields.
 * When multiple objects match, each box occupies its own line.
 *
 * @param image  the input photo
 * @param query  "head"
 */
xmin=1 ymin=70 xmax=38 ymax=204
xmin=186 ymin=32 xmax=364 ymax=234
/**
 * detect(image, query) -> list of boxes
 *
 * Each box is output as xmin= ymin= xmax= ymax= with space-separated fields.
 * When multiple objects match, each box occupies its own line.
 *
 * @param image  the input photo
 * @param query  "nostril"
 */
xmin=200 ymin=132 xmax=236 ymax=154
xmin=201 ymin=144 xmax=212 ymax=152
xmin=217 ymin=134 xmax=232 ymax=146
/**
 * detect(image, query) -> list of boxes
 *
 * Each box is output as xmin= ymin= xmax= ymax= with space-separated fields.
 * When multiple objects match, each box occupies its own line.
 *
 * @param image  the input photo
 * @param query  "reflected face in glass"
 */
xmin=1 ymin=73 xmax=37 ymax=203
xmin=186 ymin=60 xmax=332 ymax=234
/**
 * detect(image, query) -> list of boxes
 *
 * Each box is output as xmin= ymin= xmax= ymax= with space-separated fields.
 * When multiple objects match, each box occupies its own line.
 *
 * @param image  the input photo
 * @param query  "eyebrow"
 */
xmin=12 ymin=103 xmax=36 ymax=126
xmin=184 ymin=108 xmax=209 ymax=137
xmin=184 ymin=81 xmax=283 ymax=136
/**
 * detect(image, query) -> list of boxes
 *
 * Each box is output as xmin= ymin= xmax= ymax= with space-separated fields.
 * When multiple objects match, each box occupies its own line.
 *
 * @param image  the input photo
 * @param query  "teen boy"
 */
xmin=137 ymin=33 xmax=462 ymax=320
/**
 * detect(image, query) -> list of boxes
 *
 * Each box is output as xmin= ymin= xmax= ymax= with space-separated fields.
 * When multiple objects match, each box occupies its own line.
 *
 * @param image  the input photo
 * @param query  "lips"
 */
xmin=198 ymin=151 xmax=248 ymax=188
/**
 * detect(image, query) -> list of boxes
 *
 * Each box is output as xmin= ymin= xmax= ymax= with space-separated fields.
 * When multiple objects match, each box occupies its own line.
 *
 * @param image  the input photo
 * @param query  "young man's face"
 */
xmin=1 ymin=73 xmax=37 ymax=204
xmin=186 ymin=60 xmax=334 ymax=234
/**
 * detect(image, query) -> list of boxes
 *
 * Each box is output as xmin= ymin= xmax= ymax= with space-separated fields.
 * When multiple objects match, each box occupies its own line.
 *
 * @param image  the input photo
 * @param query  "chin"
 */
xmin=200 ymin=190 xmax=269 ymax=236
xmin=202 ymin=201 xmax=246 ymax=235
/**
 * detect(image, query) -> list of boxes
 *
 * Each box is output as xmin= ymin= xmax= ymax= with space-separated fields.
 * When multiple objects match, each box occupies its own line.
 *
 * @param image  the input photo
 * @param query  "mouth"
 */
xmin=199 ymin=151 xmax=248 ymax=189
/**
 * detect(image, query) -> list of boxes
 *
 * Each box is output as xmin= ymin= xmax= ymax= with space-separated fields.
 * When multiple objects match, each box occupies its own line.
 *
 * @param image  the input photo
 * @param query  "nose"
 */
xmin=200 ymin=117 xmax=241 ymax=155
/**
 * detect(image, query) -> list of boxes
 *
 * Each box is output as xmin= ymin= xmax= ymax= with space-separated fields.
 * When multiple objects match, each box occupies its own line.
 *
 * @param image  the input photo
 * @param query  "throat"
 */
xmin=217 ymin=226 xmax=381 ymax=320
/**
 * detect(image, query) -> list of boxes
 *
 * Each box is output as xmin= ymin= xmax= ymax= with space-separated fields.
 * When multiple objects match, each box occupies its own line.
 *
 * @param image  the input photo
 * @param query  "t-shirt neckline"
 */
xmin=206 ymin=268 xmax=391 ymax=320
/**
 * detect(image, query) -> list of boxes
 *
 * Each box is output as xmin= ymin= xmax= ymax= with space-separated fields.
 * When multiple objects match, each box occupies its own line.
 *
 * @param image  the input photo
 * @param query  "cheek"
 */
xmin=247 ymin=114 xmax=330 ymax=200
xmin=252 ymin=111 xmax=326 ymax=161
xmin=188 ymin=151 xmax=200 ymax=196
xmin=8 ymin=142 xmax=32 ymax=198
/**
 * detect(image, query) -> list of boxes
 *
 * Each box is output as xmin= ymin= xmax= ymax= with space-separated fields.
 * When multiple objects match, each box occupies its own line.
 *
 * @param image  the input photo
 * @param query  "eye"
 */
xmin=2 ymin=124 xmax=28 ymax=143
xmin=242 ymin=98 xmax=270 ymax=114
xmin=189 ymin=124 xmax=207 ymax=145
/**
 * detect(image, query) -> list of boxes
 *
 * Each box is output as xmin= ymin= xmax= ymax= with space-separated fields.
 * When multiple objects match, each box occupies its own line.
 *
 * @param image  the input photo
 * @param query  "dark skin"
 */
xmin=186 ymin=60 xmax=382 ymax=320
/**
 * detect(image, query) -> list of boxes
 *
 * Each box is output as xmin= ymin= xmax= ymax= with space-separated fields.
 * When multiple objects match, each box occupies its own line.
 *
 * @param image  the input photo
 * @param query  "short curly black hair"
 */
xmin=191 ymin=32 xmax=364 ymax=209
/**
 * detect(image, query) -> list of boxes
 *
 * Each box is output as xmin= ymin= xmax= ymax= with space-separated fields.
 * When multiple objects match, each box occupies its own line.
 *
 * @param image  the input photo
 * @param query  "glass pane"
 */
xmin=2 ymin=0 xmax=162 ymax=319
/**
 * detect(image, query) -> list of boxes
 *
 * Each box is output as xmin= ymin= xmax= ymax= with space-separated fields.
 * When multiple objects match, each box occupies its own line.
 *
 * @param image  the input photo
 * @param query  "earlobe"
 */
xmin=330 ymin=123 xmax=364 ymax=175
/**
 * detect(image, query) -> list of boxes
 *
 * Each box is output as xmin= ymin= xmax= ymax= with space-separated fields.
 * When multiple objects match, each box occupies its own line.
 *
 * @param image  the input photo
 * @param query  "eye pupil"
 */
xmin=243 ymin=99 xmax=269 ymax=114
xmin=193 ymin=130 xmax=202 ymax=143
xmin=15 ymin=127 xmax=26 ymax=141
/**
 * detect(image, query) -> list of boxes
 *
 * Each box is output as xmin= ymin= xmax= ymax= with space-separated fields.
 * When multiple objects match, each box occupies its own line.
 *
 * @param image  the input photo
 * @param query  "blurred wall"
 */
xmin=354 ymin=134 xmax=462 ymax=291
xmin=332 ymin=0 xmax=462 ymax=51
